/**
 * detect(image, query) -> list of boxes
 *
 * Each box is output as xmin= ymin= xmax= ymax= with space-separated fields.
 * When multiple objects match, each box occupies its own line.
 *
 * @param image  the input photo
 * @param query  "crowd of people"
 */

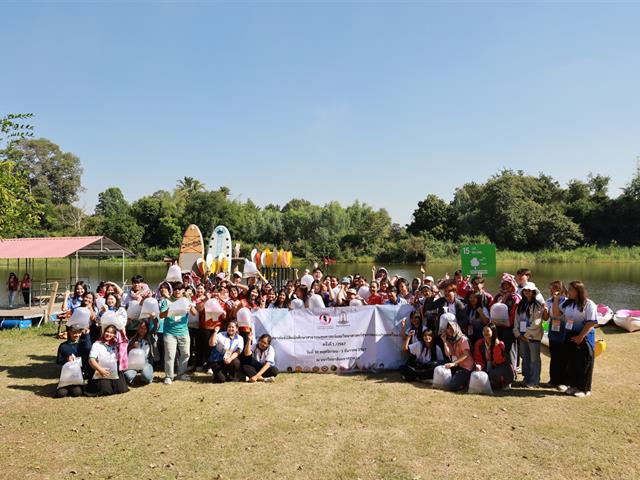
xmin=54 ymin=265 xmax=598 ymax=399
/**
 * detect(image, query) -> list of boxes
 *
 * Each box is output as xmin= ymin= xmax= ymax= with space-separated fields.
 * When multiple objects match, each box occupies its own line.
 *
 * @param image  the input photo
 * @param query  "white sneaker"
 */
xmin=206 ymin=368 xmax=213 ymax=375
xmin=263 ymin=377 xmax=276 ymax=383
xmin=557 ymin=385 xmax=568 ymax=393
xmin=574 ymin=390 xmax=592 ymax=398
xmin=164 ymin=377 xmax=173 ymax=385
xmin=565 ymin=387 xmax=577 ymax=395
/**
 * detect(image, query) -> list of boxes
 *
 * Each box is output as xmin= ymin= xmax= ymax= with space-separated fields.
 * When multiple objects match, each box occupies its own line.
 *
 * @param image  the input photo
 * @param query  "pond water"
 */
xmin=1 ymin=260 xmax=639 ymax=311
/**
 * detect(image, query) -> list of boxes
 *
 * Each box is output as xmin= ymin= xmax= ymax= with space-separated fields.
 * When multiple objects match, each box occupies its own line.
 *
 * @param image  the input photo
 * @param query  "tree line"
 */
xmin=1 ymin=114 xmax=639 ymax=262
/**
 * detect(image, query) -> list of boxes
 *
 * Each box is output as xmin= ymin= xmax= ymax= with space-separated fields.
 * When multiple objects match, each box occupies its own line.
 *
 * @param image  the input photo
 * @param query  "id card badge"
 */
xmin=551 ymin=319 xmax=561 ymax=332
xmin=565 ymin=319 xmax=574 ymax=331
xmin=467 ymin=325 xmax=474 ymax=336
xmin=519 ymin=320 xmax=527 ymax=334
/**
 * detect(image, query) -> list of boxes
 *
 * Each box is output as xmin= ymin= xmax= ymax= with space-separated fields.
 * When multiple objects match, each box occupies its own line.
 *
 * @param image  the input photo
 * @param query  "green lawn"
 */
xmin=1 ymin=323 xmax=639 ymax=480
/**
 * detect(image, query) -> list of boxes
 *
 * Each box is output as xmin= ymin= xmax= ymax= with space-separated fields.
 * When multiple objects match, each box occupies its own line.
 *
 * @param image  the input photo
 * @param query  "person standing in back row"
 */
xmin=6 ymin=273 xmax=18 ymax=308
xmin=553 ymin=280 xmax=597 ymax=398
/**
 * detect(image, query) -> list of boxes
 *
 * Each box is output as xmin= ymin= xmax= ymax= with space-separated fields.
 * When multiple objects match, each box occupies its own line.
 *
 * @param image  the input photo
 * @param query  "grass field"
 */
xmin=1 ymin=323 xmax=639 ymax=480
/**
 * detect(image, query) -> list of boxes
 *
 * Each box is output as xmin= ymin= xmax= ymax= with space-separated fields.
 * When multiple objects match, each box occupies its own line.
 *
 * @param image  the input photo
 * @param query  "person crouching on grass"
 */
xmin=55 ymin=325 xmax=92 ymax=398
xmin=242 ymin=330 xmax=278 ymax=382
xmin=400 ymin=318 xmax=444 ymax=383
xmin=209 ymin=320 xmax=245 ymax=383
xmin=441 ymin=318 xmax=474 ymax=392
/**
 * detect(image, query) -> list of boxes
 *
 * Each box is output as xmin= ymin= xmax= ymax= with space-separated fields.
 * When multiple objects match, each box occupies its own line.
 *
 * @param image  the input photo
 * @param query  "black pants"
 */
xmin=496 ymin=325 xmax=516 ymax=367
xmin=196 ymin=329 xmax=213 ymax=368
xmin=86 ymin=372 xmax=129 ymax=396
xmin=487 ymin=363 xmax=514 ymax=390
xmin=448 ymin=366 xmax=471 ymax=392
xmin=188 ymin=327 xmax=199 ymax=367
xmin=399 ymin=361 xmax=437 ymax=382
xmin=56 ymin=385 xmax=83 ymax=398
xmin=243 ymin=359 xmax=279 ymax=379
xmin=548 ymin=339 xmax=569 ymax=386
xmin=22 ymin=289 xmax=30 ymax=304
xmin=211 ymin=358 xmax=242 ymax=383
xmin=566 ymin=337 xmax=594 ymax=392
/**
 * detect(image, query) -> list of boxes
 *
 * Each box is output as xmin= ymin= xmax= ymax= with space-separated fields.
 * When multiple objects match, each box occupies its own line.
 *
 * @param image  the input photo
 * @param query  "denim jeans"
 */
xmin=520 ymin=338 xmax=541 ymax=386
xmin=164 ymin=334 xmax=190 ymax=380
xmin=124 ymin=363 xmax=154 ymax=385
xmin=8 ymin=290 xmax=17 ymax=307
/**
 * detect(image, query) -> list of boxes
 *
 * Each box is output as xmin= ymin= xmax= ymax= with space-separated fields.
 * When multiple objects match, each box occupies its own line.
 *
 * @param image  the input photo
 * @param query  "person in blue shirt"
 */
xmin=553 ymin=280 xmax=597 ymax=398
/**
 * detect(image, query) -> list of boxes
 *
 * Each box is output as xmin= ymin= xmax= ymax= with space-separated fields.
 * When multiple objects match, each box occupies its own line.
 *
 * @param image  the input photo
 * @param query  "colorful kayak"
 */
xmin=596 ymin=304 xmax=614 ymax=326
xmin=613 ymin=309 xmax=640 ymax=332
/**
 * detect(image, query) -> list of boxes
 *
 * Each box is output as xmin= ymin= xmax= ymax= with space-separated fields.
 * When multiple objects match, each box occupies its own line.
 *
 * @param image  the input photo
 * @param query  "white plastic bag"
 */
xmin=301 ymin=274 xmax=314 ymax=289
xmin=101 ymin=308 xmax=127 ymax=331
xmin=290 ymin=298 xmax=304 ymax=309
xmin=168 ymin=298 xmax=190 ymax=317
xmin=433 ymin=365 xmax=452 ymax=389
xmin=308 ymin=294 xmax=326 ymax=310
xmin=93 ymin=357 xmax=119 ymax=380
xmin=140 ymin=298 xmax=160 ymax=318
xmin=237 ymin=307 xmax=252 ymax=332
xmin=58 ymin=358 xmax=84 ymax=388
xmin=69 ymin=307 xmax=91 ymax=330
xmin=468 ymin=371 xmax=493 ymax=395
xmin=127 ymin=348 xmax=147 ymax=371
xmin=127 ymin=300 xmax=142 ymax=320
xmin=165 ymin=264 xmax=182 ymax=283
xmin=490 ymin=303 xmax=510 ymax=327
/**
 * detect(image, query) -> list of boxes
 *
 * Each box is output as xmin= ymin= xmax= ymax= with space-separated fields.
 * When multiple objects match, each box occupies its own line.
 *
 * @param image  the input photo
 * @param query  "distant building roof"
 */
xmin=0 ymin=236 xmax=133 ymax=259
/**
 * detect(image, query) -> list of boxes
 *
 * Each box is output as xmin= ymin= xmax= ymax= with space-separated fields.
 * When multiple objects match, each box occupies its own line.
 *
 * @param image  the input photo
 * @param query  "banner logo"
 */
xmin=319 ymin=314 xmax=332 ymax=326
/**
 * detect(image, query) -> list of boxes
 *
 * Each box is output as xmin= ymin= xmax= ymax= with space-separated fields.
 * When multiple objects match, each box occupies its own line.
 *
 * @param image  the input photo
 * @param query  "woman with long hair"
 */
xmin=473 ymin=323 xmax=514 ymax=390
xmin=553 ymin=280 xmax=597 ymax=397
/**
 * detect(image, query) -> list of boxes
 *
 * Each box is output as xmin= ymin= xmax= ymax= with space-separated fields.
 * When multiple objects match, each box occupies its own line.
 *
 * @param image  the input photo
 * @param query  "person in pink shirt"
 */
xmin=441 ymin=317 xmax=474 ymax=392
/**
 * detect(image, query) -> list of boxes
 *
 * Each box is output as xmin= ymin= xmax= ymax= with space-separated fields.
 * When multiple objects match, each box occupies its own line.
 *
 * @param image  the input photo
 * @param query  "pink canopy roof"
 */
xmin=0 ymin=236 xmax=131 ymax=259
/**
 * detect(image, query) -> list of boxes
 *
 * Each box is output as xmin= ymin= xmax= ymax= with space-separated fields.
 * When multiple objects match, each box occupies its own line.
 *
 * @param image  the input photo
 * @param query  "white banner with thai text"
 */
xmin=251 ymin=305 xmax=414 ymax=373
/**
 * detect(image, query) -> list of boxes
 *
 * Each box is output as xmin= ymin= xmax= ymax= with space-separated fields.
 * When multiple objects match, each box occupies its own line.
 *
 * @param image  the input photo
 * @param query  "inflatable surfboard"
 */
xmin=178 ymin=224 xmax=204 ymax=273
xmin=207 ymin=225 xmax=232 ymax=275
xmin=613 ymin=309 xmax=640 ymax=332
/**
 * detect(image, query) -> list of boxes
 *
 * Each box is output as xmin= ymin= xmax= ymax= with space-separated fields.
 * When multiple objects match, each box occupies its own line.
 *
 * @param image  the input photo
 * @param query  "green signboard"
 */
xmin=460 ymin=244 xmax=497 ymax=277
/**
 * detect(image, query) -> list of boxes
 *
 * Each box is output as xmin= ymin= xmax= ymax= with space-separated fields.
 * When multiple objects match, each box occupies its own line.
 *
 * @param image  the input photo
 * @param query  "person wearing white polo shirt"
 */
xmin=209 ymin=321 xmax=245 ymax=383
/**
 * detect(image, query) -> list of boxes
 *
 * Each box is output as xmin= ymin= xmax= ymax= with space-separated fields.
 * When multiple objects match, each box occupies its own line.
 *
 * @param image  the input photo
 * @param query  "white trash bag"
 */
xmin=468 ymin=371 xmax=493 ymax=395
xmin=168 ymin=298 xmax=190 ymax=317
xmin=58 ymin=358 xmax=84 ymax=389
xmin=290 ymin=298 xmax=304 ymax=310
xmin=69 ymin=307 xmax=91 ymax=330
xmin=165 ymin=264 xmax=182 ymax=282
xmin=127 ymin=301 xmax=142 ymax=320
xmin=140 ymin=298 xmax=160 ymax=318
xmin=101 ymin=308 xmax=127 ymax=331
xmin=308 ymin=294 xmax=326 ymax=310
xmin=490 ymin=303 xmax=510 ymax=327
xmin=127 ymin=348 xmax=147 ymax=371
xmin=433 ymin=365 xmax=452 ymax=389
xmin=301 ymin=274 xmax=314 ymax=290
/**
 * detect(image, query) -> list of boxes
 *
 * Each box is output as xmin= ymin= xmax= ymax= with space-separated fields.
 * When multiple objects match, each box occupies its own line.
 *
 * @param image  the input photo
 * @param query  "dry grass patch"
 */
xmin=1 ymin=324 xmax=639 ymax=480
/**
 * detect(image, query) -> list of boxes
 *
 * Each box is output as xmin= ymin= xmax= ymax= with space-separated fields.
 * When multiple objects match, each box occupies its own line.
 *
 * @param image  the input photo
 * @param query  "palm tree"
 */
xmin=176 ymin=176 xmax=205 ymax=197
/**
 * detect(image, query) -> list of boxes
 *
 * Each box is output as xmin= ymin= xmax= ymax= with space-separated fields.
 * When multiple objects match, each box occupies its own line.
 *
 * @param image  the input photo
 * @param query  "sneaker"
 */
xmin=525 ymin=383 xmax=538 ymax=389
xmin=574 ymin=390 xmax=592 ymax=398
xmin=557 ymin=385 xmax=568 ymax=392
xmin=565 ymin=387 xmax=577 ymax=395
xmin=206 ymin=368 xmax=213 ymax=375
xmin=263 ymin=377 xmax=276 ymax=383
xmin=164 ymin=377 xmax=173 ymax=385
xmin=176 ymin=374 xmax=191 ymax=381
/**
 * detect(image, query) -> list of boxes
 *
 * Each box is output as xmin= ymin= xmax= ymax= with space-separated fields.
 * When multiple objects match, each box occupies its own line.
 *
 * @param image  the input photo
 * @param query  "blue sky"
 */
xmin=2 ymin=1 xmax=639 ymax=225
